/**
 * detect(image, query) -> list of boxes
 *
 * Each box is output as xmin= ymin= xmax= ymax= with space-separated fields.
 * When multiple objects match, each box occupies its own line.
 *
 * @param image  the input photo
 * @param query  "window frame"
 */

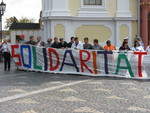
xmin=81 ymin=0 xmax=106 ymax=10
xmin=83 ymin=0 xmax=102 ymax=6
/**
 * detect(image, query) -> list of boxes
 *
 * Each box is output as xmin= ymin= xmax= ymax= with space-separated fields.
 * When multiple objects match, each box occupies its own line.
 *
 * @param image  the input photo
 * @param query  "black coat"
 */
xmin=58 ymin=41 xmax=68 ymax=48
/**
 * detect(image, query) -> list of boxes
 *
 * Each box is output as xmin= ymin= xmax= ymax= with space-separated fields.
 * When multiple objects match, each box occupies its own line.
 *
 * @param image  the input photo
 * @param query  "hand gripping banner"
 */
xmin=10 ymin=45 xmax=150 ymax=79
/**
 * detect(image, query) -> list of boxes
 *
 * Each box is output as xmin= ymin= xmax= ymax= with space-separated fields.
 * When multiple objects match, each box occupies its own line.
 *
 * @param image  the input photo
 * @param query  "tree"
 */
xmin=4 ymin=16 xmax=36 ymax=29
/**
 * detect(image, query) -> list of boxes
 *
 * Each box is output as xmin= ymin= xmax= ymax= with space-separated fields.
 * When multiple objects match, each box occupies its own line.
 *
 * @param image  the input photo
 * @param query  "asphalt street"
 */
xmin=0 ymin=60 xmax=149 ymax=113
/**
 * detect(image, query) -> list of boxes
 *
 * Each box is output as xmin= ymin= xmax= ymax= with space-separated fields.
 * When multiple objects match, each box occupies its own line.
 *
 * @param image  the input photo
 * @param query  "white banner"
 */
xmin=10 ymin=45 xmax=150 ymax=79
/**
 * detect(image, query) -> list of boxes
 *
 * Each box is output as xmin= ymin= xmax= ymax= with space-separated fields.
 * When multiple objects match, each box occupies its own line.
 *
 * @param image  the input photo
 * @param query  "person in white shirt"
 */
xmin=37 ymin=36 xmax=45 ymax=47
xmin=146 ymin=45 xmax=150 ymax=52
xmin=131 ymin=41 xmax=144 ymax=52
xmin=71 ymin=37 xmax=83 ymax=50
xmin=0 ymin=38 xmax=11 ymax=71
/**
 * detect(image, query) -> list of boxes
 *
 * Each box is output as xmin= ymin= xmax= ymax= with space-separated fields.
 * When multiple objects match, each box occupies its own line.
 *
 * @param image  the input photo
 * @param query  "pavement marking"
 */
xmin=16 ymin=99 xmax=38 ymax=104
xmin=87 ymin=82 xmax=103 ymax=85
xmin=73 ymin=106 xmax=103 ymax=113
xmin=9 ymin=89 xmax=27 ymax=93
xmin=22 ymin=110 xmax=37 ymax=113
xmin=144 ymin=95 xmax=150 ymax=99
xmin=0 ymin=72 xmax=35 ymax=78
xmin=50 ymin=81 xmax=64 ymax=84
xmin=60 ymin=88 xmax=78 ymax=93
xmin=120 ymin=82 xmax=136 ymax=86
xmin=128 ymin=107 xmax=150 ymax=112
xmin=93 ymin=88 xmax=113 ymax=92
xmin=107 ymin=96 xmax=128 ymax=100
xmin=13 ymin=82 xmax=28 ymax=85
xmin=62 ymin=96 xmax=86 ymax=102
xmin=0 ymin=79 xmax=89 ymax=103
xmin=128 ymin=88 xmax=142 ymax=91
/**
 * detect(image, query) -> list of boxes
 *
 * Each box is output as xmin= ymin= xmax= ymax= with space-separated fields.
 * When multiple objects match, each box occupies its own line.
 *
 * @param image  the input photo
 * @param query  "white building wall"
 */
xmin=10 ymin=30 xmax=42 ymax=44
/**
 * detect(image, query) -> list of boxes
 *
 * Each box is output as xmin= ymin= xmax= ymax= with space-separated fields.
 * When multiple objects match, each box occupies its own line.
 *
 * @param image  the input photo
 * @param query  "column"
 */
xmin=141 ymin=8 xmax=148 ymax=47
xmin=116 ymin=0 xmax=131 ymax=17
xmin=51 ymin=0 xmax=70 ymax=16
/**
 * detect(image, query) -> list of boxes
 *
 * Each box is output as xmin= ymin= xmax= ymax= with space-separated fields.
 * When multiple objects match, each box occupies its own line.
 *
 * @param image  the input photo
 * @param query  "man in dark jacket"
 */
xmin=68 ymin=37 xmax=74 ymax=48
xmin=51 ymin=37 xmax=59 ymax=48
xmin=58 ymin=38 xmax=68 ymax=49
xmin=26 ymin=36 xmax=37 ymax=45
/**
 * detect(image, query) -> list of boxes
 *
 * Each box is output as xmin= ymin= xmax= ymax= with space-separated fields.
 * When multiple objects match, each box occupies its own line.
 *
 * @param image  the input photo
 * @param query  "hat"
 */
xmin=59 ymin=38 xmax=63 ymax=41
xmin=124 ymin=37 xmax=129 ymax=40
xmin=19 ymin=34 xmax=25 ymax=38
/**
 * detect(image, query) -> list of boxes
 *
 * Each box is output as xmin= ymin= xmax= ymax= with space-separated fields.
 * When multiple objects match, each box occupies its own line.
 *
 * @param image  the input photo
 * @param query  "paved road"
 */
xmin=0 ymin=61 xmax=149 ymax=113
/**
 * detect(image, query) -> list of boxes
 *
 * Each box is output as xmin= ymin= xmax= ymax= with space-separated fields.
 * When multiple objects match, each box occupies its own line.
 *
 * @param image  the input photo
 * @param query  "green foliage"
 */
xmin=4 ymin=16 xmax=36 ymax=29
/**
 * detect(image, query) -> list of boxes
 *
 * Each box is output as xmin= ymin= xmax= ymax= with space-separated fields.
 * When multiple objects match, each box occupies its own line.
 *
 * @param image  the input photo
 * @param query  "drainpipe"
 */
xmin=137 ymin=0 xmax=140 ymax=37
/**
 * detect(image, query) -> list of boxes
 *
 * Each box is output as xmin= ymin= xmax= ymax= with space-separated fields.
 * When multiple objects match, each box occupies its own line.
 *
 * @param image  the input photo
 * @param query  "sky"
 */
xmin=2 ymin=0 xmax=41 ymax=30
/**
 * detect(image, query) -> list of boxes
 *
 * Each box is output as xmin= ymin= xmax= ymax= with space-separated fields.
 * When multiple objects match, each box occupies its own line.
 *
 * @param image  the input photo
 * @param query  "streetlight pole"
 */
xmin=0 ymin=0 xmax=6 ymax=42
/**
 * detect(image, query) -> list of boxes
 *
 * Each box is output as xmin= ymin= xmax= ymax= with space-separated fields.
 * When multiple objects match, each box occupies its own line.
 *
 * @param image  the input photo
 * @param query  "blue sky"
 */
xmin=3 ymin=0 xmax=41 ymax=29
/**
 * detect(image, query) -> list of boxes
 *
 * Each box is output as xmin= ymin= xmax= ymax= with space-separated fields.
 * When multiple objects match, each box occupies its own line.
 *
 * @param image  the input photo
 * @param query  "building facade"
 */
xmin=42 ymin=0 xmax=138 ymax=47
xmin=10 ymin=23 xmax=43 ymax=44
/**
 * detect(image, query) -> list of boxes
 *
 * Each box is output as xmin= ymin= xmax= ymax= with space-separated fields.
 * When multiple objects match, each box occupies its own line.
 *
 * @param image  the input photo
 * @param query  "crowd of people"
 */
xmin=16 ymin=34 xmax=150 ymax=52
xmin=0 ymin=34 xmax=150 ymax=71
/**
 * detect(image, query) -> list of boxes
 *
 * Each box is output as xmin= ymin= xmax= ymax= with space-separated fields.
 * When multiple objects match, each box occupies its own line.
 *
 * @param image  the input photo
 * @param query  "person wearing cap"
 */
xmin=45 ymin=38 xmax=52 ymax=48
xmin=58 ymin=38 xmax=68 ymax=49
xmin=0 ymin=38 xmax=11 ymax=71
xmin=51 ymin=37 xmax=59 ymax=48
xmin=68 ymin=37 xmax=74 ymax=48
xmin=18 ymin=34 xmax=26 ymax=44
xmin=26 ymin=36 xmax=37 ymax=45
xmin=37 ymin=36 xmax=45 ymax=47
xmin=123 ymin=37 xmax=129 ymax=43
xmin=71 ymin=37 xmax=83 ymax=50
xmin=104 ymin=40 xmax=115 ymax=51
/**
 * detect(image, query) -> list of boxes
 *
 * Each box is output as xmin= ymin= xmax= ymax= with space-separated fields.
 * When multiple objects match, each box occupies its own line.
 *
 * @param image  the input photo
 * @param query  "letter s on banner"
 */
xmin=11 ymin=45 xmax=22 ymax=66
xmin=48 ymin=48 xmax=60 ymax=71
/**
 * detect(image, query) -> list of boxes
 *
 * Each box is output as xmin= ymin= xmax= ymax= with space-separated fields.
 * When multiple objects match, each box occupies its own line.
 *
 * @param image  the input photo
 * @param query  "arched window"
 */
xmin=84 ymin=0 xmax=102 ymax=5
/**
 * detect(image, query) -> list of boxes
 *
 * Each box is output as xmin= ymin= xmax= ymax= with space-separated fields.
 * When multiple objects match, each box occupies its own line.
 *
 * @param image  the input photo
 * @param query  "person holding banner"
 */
xmin=146 ymin=44 xmax=150 ymax=52
xmin=83 ymin=37 xmax=93 ymax=49
xmin=58 ymin=38 xmax=68 ymax=49
xmin=131 ymin=41 xmax=144 ymax=51
xmin=18 ymin=35 xmax=26 ymax=44
xmin=93 ymin=39 xmax=103 ymax=50
xmin=51 ymin=37 xmax=59 ymax=48
xmin=45 ymin=38 xmax=52 ymax=48
xmin=68 ymin=37 xmax=74 ymax=48
xmin=104 ymin=40 xmax=115 ymax=51
xmin=37 ymin=36 xmax=45 ymax=47
xmin=0 ymin=38 xmax=11 ymax=71
xmin=71 ymin=37 xmax=83 ymax=50
xmin=26 ymin=36 xmax=37 ymax=45
xmin=119 ymin=42 xmax=130 ymax=51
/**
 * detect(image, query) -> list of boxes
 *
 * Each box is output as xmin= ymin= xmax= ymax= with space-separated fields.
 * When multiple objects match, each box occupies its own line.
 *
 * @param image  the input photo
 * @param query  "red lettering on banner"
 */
xmin=80 ymin=50 xmax=93 ymax=73
xmin=92 ymin=51 xmax=97 ymax=74
xmin=134 ymin=52 xmax=147 ymax=77
xmin=48 ymin=48 xmax=60 ymax=71
xmin=11 ymin=45 xmax=22 ymax=66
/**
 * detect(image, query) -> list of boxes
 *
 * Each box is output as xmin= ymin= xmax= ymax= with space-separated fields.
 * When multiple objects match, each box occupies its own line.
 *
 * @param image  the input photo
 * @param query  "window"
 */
xmin=78 ymin=0 xmax=108 ymax=17
xmin=84 ymin=0 xmax=102 ymax=5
